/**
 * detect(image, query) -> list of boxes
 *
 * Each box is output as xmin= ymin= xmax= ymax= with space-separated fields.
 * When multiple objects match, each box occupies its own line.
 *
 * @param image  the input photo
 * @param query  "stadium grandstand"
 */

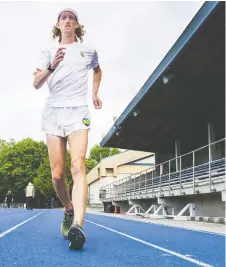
xmin=99 ymin=1 xmax=225 ymax=221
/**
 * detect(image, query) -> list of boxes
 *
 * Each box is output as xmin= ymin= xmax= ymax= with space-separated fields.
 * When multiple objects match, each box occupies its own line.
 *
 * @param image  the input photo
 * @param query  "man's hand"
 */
xmin=51 ymin=47 xmax=66 ymax=69
xmin=93 ymin=94 xmax=102 ymax=109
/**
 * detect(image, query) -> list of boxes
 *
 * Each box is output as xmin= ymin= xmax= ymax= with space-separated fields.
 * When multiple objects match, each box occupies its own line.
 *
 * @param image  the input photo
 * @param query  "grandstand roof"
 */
xmin=100 ymin=1 xmax=225 ymax=153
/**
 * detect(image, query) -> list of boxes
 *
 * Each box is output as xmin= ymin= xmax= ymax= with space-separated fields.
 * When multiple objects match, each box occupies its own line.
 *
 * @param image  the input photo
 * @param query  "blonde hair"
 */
xmin=52 ymin=23 xmax=85 ymax=43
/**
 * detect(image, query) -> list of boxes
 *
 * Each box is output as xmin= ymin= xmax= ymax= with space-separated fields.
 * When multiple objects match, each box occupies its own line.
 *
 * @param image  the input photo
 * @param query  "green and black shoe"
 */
xmin=61 ymin=211 xmax=74 ymax=239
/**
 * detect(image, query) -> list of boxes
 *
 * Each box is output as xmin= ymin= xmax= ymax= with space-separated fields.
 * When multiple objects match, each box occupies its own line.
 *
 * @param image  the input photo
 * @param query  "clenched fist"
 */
xmin=93 ymin=94 xmax=102 ymax=109
xmin=51 ymin=47 xmax=66 ymax=69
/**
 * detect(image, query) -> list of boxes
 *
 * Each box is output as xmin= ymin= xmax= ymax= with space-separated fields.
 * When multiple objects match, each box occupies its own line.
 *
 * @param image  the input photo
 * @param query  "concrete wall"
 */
xmin=110 ymin=192 xmax=225 ymax=217
xmin=112 ymin=201 xmax=130 ymax=213
xmin=100 ymin=176 xmax=115 ymax=187
xmin=158 ymin=193 xmax=225 ymax=217
xmin=89 ymin=173 xmax=135 ymax=205
xmin=87 ymin=150 xmax=153 ymax=185
xmin=89 ymin=180 xmax=101 ymax=205
xmin=118 ymin=165 xmax=152 ymax=175
xmin=117 ymin=173 xmax=132 ymax=180
xmin=87 ymin=152 xmax=155 ymax=205
xmin=133 ymin=155 xmax=155 ymax=164
xmin=113 ymin=199 xmax=158 ymax=214
xmin=188 ymin=193 xmax=225 ymax=217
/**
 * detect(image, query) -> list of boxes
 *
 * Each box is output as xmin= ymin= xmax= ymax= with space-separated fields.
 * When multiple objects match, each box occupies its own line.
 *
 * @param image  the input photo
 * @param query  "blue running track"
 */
xmin=0 ymin=208 xmax=224 ymax=267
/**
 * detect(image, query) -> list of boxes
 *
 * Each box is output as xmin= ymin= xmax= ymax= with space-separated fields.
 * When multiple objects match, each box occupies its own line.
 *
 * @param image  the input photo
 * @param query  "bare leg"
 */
xmin=67 ymin=130 xmax=88 ymax=227
xmin=46 ymin=134 xmax=72 ymax=211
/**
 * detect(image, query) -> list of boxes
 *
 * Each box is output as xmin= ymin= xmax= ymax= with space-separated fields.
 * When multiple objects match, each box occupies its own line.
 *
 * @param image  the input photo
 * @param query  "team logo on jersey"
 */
xmin=82 ymin=118 xmax=90 ymax=126
xmin=80 ymin=52 xmax=85 ymax=57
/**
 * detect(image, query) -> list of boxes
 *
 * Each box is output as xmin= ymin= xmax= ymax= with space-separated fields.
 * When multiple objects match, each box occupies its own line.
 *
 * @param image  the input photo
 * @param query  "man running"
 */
xmin=33 ymin=8 xmax=102 ymax=250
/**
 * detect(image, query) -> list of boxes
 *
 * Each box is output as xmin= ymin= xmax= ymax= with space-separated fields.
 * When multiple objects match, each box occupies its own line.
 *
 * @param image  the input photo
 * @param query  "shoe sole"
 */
xmin=68 ymin=226 xmax=86 ymax=250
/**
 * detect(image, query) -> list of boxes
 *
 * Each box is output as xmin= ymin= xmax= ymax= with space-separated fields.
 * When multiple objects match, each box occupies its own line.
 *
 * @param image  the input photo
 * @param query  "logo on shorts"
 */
xmin=80 ymin=52 xmax=85 ymax=57
xmin=82 ymin=118 xmax=90 ymax=126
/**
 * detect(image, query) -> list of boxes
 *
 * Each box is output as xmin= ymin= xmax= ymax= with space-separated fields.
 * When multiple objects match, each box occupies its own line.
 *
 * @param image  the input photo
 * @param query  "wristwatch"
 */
xmin=47 ymin=64 xmax=55 ymax=73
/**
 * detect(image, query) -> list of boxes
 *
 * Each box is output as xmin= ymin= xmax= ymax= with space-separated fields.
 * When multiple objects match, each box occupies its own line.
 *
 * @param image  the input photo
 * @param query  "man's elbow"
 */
xmin=33 ymin=70 xmax=43 ymax=89
xmin=33 ymin=83 xmax=39 ymax=90
xmin=33 ymin=80 xmax=41 ymax=90
xmin=94 ymin=65 xmax=101 ymax=74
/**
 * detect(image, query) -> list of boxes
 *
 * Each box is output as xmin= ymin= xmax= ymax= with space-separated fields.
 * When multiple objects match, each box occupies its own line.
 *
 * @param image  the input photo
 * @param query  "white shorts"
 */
xmin=41 ymin=106 xmax=91 ymax=137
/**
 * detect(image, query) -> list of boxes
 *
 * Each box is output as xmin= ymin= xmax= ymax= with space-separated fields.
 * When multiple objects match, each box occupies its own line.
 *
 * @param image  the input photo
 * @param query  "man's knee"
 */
xmin=71 ymin=156 xmax=86 ymax=178
xmin=51 ymin=166 xmax=65 ymax=183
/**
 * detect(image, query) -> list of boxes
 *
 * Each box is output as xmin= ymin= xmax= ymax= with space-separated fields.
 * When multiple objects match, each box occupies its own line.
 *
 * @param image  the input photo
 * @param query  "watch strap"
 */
xmin=47 ymin=64 xmax=55 ymax=73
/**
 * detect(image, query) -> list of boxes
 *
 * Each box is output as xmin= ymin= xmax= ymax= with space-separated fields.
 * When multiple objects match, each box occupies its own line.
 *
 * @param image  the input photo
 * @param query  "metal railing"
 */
xmin=100 ymin=138 xmax=225 ymax=201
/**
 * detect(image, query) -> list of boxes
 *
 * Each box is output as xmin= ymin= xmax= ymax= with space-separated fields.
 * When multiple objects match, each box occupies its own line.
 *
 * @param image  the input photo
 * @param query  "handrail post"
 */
xmin=124 ymin=179 xmax=126 ymax=199
xmin=169 ymin=160 xmax=171 ymax=194
xmin=129 ymin=176 xmax=131 ymax=198
xmin=134 ymin=175 xmax=136 ymax=198
xmin=179 ymin=156 xmax=182 ymax=195
xmin=152 ymin=170 xmax=154 ymax=195
xmin=193 ymin=151 xmax=195 ymax=193
xmin=209 ymin=142 xmax=212 ymax=191
xmin=160 ymin=164 xmax=162 ymax=195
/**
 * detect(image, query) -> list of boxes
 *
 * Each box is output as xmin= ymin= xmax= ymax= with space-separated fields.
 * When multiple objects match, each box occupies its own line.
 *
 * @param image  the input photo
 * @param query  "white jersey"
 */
xmin=37 ymin=42 xmax=99 ymax=107
xmin=26 ymin=184 xmax=35 ymax=198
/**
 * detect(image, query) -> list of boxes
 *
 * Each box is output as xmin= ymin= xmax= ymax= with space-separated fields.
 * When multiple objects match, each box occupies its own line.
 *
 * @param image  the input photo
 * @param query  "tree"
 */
xmin=85 ymin=158 xmax=97 ymax=173
xmin=89 ymin=145 xmax=120 ymax=163
xmin=84 ymin=145 xmax=120 ymax=173
xmin=0 ymin=138 xmax=120 ymax=206
xmin=0 ymin=138 xmax=47 ymax=202
xmin=110 ymin=148 xmax=121 ymax=156
xmin=33 ymin=156 xmax=53 ymax=197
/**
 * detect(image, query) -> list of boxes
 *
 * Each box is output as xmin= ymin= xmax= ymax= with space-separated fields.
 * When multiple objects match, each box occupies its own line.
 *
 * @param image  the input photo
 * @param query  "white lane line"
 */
xmin=85 ymin=219 xmax=214 ymax=267
xmin=0 ymin=210 xmax=24 ymax=215
xmin=0 ymin=212 xmax=44 ymax=238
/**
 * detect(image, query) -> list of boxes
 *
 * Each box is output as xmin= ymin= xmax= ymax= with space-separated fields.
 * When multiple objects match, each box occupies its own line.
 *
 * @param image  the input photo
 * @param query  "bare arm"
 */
xmin=92 ymin=65 xmax=102 ymax=109
xmin=33 ymin=69 xmax=52 ymax=90
xmin=33 ymin=47 xmax=66 ymax=90
xmin=93 ymin=65 xmax=102 ymax=96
